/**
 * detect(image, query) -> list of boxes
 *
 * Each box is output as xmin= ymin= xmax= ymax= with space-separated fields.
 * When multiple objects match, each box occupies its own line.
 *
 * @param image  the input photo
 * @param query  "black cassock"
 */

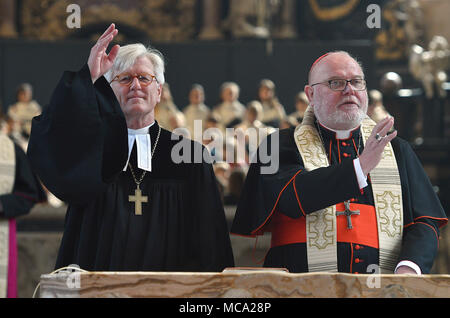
xmin=28 ymin=65 xmax=234 ymax=272
xmin=231 ymin=125 xmax=448 ymax=274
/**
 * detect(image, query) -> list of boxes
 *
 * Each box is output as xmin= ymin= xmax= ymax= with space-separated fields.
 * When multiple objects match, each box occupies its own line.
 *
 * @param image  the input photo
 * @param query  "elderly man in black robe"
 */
xmin=28 ymin=24 xmax=234 ymax=272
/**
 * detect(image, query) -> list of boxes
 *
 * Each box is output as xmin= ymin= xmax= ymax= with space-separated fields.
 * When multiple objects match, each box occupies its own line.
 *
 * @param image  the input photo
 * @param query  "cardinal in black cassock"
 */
xmin=27 ymin=26 xmax=234 ymax=272
xmin=231 ymin=124 xmax=448 ymax=274
xmin=231 ymin=52 xmax=448 ymax=274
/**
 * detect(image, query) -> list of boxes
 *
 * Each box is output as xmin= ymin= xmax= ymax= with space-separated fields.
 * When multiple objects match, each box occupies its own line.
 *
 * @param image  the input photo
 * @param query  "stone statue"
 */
xmin=375 ymin=0 xmax=425 ymax=60
xmin=223 ymin=0 xmax=297 ymax=39
xmin=392 ymin=0 xmax=425 ymax=47
xmin=409 ymin=35 xmax=450 ymax=99
xmin=223 ymin=0 xmax=272 ymax=39
xmin=271 ymin=0 xmax=297 ymax=39
xmin=403 ymin=0 xmax=425 ymax=48
xmin=198 ymin=0 xmax=223 ymax=40
xmin=0 ymin=0 xmax=17 ymax=38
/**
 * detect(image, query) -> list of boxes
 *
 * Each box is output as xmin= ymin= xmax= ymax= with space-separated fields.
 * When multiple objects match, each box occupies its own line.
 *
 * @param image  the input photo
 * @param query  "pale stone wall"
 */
xmin=419 ymin=0 xmax=450 ymax=44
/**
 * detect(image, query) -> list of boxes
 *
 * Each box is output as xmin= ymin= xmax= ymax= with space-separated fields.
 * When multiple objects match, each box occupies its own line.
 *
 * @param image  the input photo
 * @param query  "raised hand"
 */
xmin=359 ymin=116 xmax=397 ymax=176
xmin=87 ymin=23 xmax=120 ymax=83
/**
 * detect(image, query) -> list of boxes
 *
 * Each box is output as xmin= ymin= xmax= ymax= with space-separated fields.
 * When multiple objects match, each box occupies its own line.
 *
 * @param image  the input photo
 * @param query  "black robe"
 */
xmin=231 ymin=124 xmax=448 ymax=274
xmin=27 ymin=65 xmax=234 ymax=272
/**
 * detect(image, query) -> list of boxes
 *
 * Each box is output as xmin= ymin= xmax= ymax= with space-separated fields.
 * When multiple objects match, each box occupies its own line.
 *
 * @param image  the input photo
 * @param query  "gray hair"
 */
xmin=104 ymin=43 xmax=165 ymax=85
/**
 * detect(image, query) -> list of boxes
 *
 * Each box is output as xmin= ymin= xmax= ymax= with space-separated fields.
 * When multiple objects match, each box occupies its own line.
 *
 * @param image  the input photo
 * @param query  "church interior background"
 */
xmin=0 ymin=0 xmax=449 ymax=297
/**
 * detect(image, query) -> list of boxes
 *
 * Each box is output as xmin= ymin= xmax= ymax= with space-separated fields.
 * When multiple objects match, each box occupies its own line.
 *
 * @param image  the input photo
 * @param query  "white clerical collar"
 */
xmin=319 ymin=122 xmax=358 ymax=139
xmin=123 ymin=121 xmax=155 ymax=172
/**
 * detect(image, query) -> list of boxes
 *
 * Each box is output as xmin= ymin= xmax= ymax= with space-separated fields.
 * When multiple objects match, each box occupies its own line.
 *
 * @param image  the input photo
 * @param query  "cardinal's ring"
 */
xmin=375 ymin=133 xmax=385 ymax=141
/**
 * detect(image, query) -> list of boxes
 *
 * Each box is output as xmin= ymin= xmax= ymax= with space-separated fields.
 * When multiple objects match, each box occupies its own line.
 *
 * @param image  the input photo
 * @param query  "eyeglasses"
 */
xmin=310 ymin=78 xmax=367 ymax=91
xmin=110 ymin=73 xmax=158 ymax=86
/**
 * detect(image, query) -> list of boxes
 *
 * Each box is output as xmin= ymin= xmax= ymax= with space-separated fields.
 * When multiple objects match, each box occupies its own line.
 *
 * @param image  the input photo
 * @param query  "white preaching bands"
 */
xmin=123 ymin=121 xmax=155 ymax=172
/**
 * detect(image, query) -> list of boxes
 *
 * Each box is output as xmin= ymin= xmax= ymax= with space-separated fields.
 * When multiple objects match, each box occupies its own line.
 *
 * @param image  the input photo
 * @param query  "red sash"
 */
xmin=270 ymin=203 xmax=379 ymax=249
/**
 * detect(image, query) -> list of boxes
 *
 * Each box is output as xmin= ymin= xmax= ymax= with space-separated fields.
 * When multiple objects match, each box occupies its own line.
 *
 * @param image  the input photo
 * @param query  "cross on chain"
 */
xmin=336 ymin=200 xmax=360 ymax=229
xmin=128 ymin=185 xmax=148 ymax=215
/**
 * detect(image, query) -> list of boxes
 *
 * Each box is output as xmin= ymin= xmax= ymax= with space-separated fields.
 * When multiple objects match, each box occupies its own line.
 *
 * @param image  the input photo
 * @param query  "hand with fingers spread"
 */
xmin=359 ymin=116 xmax=397 ymax=176
xmin=87 ymin=23 xmax=120 ymax=83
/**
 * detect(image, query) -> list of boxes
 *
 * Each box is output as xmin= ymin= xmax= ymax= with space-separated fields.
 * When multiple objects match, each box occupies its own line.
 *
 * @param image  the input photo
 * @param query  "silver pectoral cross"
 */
xmin=128 ymin=185 xmax=148 ymax=216
xmin=336 ymin=200 xmax=360 ymax=229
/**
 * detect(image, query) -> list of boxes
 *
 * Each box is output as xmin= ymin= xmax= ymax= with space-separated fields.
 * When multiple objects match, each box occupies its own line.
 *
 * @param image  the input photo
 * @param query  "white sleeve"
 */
xmin=353 ymin=158 xmax=368 ymax=189
xmin=395 ymin=261 xmax=422 ymax=275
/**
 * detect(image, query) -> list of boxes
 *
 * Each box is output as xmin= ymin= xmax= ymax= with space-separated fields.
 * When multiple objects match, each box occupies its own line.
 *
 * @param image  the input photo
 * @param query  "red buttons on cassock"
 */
xmin=342 ymin=142 xmax=348 ymax=146
xmin=343 ymin=153 xmax=350 ymax=157
xmin=355 ymin=258 xmax=363 ymax=263
xmin=355 ymin=245 xmax=361 ymax=250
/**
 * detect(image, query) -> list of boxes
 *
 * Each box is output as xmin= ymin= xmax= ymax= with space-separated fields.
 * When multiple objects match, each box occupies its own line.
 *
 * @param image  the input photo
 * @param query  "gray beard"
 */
xmin=316 ymin=107 xmax=366 ymax=129
xmin=331 ymin=109 xmax=366 ymax=126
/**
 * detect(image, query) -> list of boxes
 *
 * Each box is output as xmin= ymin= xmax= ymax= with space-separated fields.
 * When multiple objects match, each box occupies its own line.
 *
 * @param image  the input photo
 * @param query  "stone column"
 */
xmin=0 ymin=0 xmax=18 ymax=38
xmin=198 ymin=0 xmax=223 ymax=40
